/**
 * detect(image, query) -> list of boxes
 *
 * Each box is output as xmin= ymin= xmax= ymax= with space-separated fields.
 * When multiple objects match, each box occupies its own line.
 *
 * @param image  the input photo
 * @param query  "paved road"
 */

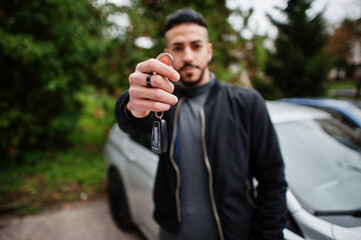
xmin=0 ymin=198 xmax=146 ymax=240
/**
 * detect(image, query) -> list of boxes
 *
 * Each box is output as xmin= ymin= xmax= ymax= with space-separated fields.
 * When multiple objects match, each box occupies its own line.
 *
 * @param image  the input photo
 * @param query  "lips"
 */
xmin=182 ymin=66 xmax=195 ymax=73
xmin=180 ymin=64 xmax=199 ymax=73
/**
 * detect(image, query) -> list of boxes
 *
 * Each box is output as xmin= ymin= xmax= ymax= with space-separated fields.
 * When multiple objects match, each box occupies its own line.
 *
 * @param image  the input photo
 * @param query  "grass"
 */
xmin=0 ymin=149 xmax=106 ymax=215
xmin=326 ymin=80 xmax=356 ymax=92
xmin=324 ymin=79 xmax=361 ymax=102
xmin=0 ymin=86 xmax=117 ymax=215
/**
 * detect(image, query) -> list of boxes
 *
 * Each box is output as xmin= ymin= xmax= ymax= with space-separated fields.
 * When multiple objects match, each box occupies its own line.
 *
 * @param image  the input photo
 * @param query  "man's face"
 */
xmin=165 ymin=23 xmax=213 ymax=87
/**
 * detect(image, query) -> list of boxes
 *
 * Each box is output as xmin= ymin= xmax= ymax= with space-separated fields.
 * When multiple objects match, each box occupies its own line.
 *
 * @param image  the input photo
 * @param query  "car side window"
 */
xmin=319 ymin=108 xmax=358 ymax=129
xmin=339 ymin=115 xmax=358 ymax=129
xmin=130 ymin=133 xmax=152 ymax=150
xmin=319 ymin=107 xmax=342 ymax=120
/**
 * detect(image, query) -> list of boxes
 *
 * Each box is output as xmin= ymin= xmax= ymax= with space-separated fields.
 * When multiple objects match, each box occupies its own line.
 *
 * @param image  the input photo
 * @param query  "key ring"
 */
xmin=155 ymin=111 xmax=164 ymax=119
xmin=156 ymin=53 xmax=174 ymax=67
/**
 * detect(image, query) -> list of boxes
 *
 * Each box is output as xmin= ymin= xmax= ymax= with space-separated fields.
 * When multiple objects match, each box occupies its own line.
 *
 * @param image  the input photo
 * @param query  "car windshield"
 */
xmin=275 ymin=118 xmax=361 ymax=212
xmin=346 ymin=104 xmax=361 ymax=121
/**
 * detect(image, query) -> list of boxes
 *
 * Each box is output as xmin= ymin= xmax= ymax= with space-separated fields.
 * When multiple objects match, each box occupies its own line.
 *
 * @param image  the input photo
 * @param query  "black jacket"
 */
xmin=115 ymin=78 xmax=288 ymax=240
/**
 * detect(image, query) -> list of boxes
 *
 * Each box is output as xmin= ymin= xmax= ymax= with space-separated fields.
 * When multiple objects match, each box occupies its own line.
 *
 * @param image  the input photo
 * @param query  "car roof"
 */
xmin=279 ymin=98 xmax=361 ymax=127
xmin=266 ymin=101 xmax=330 ymax=124
xmin=279 ymin=97 xmax=358 ymax=110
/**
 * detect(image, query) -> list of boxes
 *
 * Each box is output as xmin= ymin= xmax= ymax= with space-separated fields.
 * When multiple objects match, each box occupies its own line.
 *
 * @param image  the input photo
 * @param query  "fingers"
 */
xmin=129 ymin=92 xmax=176 ymax=113
xmin=129 ymin=72 xmax=175 ymax=93
xmin=127 ymin=57 xmax=180 ymax=115
xmin=128 ymin=87 xmax=177 ymax=116
xmin=136 ymin=59 xmax=180 ymax=82
xmin=129 ymin=82 xmax=178 ymax=105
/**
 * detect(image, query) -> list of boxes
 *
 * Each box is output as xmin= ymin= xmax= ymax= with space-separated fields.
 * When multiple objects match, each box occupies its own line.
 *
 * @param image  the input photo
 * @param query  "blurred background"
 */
xmin=0 ymin=0 xmax=360 ymax=215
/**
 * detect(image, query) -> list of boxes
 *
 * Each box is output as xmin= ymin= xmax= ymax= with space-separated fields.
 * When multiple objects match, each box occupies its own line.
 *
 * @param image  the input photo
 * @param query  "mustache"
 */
xmin=179 ymin=63 xmax=200 ymax=71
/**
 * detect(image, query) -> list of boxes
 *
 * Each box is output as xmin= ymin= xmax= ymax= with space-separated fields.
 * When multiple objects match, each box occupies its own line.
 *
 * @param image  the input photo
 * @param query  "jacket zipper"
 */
xmin=169 ymin=98 xmax=184 ymax=223
xmin=200 ymin=107 xmax=224 ymax=240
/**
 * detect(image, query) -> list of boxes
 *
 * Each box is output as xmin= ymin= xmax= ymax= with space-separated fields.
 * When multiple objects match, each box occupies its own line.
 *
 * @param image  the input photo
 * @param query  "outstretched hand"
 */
xmin=126 ymin=54 xmax=180 ymax=118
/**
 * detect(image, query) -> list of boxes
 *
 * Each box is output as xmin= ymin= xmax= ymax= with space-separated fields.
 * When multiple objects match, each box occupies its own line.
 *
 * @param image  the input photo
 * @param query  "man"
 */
xmin=115 ymin=8 xmax=287 ymax=240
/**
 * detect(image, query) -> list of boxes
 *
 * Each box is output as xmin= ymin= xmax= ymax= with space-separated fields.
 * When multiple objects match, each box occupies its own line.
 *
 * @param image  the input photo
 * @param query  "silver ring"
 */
xmin=146 ymin=73 xmax=153 ymax=88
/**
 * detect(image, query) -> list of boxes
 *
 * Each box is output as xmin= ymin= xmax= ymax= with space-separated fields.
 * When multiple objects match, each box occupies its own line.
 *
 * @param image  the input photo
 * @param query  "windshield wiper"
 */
xmin=314 ymin=209 xmax=361 ymax=218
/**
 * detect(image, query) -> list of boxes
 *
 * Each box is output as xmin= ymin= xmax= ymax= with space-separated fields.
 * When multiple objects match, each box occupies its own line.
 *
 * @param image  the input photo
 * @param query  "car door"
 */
xmin=125 ymin=133 xmax=159 ymax=239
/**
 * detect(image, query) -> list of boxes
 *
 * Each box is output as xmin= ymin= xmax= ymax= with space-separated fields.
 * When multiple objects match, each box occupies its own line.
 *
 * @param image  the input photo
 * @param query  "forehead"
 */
xmin=165 ymin=23 xmax=209 ymax=45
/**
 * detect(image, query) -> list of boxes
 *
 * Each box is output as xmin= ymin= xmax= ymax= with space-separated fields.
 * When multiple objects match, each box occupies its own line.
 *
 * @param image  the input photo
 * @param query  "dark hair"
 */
xmin=164 ymin=8 xmax=207 ymax=34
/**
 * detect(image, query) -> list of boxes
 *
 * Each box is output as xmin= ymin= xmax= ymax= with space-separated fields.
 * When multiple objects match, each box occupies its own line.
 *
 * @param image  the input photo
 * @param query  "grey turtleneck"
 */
xmin=159 ymin=75 xmax=219 ymax=240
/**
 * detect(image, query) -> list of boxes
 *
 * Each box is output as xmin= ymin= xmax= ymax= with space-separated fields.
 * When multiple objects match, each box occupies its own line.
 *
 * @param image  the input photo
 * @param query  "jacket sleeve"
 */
xmin=249 ymin=92 xmax=288 ymax=240
xmin=115 ymin=90 xmax=154 ymax=135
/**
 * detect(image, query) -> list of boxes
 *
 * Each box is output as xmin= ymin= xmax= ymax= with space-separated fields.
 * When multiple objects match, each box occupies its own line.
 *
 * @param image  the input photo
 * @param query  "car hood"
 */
xmin=332 ymin=224 xmax=361 ymax=239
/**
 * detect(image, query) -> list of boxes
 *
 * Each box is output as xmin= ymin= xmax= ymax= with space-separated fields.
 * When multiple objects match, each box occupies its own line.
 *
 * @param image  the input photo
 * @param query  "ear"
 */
xmin=207 ymin=42 xmax=213 ymax=63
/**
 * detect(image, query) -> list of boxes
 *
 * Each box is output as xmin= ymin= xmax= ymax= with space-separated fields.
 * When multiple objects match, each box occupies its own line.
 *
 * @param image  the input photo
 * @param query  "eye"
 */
xmin=172 ymin=46 xmax=183 ymax=51
xmin=192 ymin=44 xmax=202 ymax=50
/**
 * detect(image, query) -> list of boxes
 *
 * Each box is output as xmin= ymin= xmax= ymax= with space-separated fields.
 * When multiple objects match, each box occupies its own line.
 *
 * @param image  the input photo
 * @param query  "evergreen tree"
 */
xmin=266 ymin=0 xmax=331 ymax=97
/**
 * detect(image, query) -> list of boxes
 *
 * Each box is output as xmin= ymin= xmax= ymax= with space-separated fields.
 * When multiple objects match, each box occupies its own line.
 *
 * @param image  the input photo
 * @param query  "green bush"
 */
xmin=0 ymin=0 xmax=107 ymax=162
xmin=0 ymin=88 xmax=115 ymax=214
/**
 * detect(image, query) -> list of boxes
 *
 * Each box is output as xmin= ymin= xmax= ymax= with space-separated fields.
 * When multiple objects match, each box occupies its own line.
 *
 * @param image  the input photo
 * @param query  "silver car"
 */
xmin=104 ymin=101 xmax=361 ymax=240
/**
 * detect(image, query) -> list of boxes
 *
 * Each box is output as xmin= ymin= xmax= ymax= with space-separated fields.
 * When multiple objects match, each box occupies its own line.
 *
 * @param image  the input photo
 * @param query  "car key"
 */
xmin=151 ymin=53 xmax=174 ymax=154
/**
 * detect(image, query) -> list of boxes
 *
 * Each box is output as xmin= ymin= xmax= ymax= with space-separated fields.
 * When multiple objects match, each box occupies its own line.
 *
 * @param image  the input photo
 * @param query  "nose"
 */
xmin=182 ymin=46 xmax=194 ymax=62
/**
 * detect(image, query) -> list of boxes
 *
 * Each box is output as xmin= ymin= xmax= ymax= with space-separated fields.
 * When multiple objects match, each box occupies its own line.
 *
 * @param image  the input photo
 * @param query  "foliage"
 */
xmin=0 ymin=88 xmax=115 ymax=214
xmin=0 ymin=0 xmax=110 ymax=162
xmin=252 ymin=77 xmax=284 ymax=100
xmin=326 ymin=80 xmax=356 ymax=91
xmin=0 ymin=148 xmax=105 ymax=214
xmin=325 ymin=19 xmax=359 ymax=80
xmin=243 ymin=36 xmax=270 ymax=87
xmin=266 ymin=0 xmax=332 ymax=97
xmin=326 ymin=19 xmax=355 ymax=63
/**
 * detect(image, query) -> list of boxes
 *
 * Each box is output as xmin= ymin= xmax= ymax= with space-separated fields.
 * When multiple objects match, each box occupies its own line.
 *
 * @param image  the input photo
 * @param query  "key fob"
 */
xmin=151 ymin=118 xmax=168 ymax=154
xmin=150 ymin=53 xmax=173 ymax=154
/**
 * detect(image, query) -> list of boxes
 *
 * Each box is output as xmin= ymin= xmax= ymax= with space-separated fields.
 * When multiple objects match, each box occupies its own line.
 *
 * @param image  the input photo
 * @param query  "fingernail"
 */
xmin=174 ymin=71 xmax=180 ymax=80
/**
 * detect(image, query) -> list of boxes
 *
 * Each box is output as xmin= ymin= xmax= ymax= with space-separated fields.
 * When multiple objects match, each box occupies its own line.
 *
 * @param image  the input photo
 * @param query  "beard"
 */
xmin=178 ymin=64 xmax=206 ymax=87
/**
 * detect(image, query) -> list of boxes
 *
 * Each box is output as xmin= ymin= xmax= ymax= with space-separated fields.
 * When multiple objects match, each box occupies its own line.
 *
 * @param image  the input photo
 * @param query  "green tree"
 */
xmin=266 ymin=0 xmax=332 ymax=97
xmin=0 ymin=0 xmax=109 ymax=162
